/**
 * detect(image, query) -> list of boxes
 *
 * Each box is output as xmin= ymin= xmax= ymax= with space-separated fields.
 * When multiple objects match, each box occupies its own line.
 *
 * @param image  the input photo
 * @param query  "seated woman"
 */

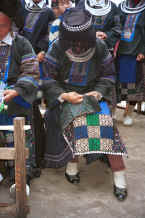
xmin=42 ymin=8 xmax=128 ymax=201
xmin=0 ymin=2 xmax=40 ymax=196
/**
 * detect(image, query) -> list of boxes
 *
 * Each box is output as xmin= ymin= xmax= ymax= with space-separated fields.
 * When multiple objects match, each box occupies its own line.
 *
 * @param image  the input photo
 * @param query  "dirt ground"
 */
xmin=0 ymin=108 xmax=145 ymax=218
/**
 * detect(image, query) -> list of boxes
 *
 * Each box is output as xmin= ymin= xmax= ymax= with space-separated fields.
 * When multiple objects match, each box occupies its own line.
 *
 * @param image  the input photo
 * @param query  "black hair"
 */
xmin=0 ymin=0 xmax=24 ymax=30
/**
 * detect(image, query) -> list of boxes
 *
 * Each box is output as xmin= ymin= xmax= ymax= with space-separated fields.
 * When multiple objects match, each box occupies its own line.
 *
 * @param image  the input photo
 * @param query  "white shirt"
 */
xmin=89 ymin=0 xmax=106 ymax=7
xmin=25 ymin=0 xmax=51 ymax=8
xmin=0 ymin=32 xmax=13 ymax=46
xmin=111 ymin=0 xmax=124 ymax=6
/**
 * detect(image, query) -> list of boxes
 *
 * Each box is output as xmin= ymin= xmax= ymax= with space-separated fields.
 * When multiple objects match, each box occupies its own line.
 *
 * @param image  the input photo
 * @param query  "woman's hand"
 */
xmin=136 ymin=53 xmax=145 ymax=61
xmin=4 ymin=89 xmax=18 ymax=102
xmin=37 ymin=51 xmax=45 ymax=62
xmin=85 ymin=91 xmax=102 ymax=101
xmin=60 ymin=92 xmax=83 ymax=104
xmin=96 ymin=31 xmax=107 ymax=40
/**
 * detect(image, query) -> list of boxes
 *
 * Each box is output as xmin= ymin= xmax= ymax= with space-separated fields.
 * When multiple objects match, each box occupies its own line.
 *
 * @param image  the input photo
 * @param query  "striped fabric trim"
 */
xmin=17 ymin=76 xmax=39 ymax=88
xmin=21 ymin=54 xmax=36 ymax=64
xmin=74 ymin=151 xmax=128 ymax=156
xmin=100 ymin=76 xmax=116 ymax=83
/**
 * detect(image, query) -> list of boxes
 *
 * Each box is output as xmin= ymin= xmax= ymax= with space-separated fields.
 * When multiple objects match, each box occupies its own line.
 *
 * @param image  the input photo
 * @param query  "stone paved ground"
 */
xmin=0 ymin=108 xmax=145 ymax=218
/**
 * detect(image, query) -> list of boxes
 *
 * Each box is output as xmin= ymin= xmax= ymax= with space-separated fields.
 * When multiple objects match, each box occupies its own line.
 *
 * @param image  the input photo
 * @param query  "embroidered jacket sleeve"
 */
xmin=134 ymin=12 xmax=145 ymax=55
xmin=105 ymin=3 xmax=122 ymax=49
xmin=13 ymin=37 xmax=40 ymax=104
xmin=94 ymin=41 xmax=116 ymax=102
xmin=42 ymin=41 xmax=68 ymax=106
xmin=37 ymin=9 xmax=56 ymax=52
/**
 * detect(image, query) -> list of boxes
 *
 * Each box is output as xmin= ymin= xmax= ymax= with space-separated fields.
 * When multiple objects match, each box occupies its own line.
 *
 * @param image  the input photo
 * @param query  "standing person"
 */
xmin=43 ymin=8 xmax=128 ymax=201
xmin=49 ymin=0 xmax=72 ymax=47
xmin=76 ymin=0 xmax=122 ymax=120
xmin=77 ymin=0 xmax=122 ymax=51
xmin=0 ymin=3 xmax=40 ymax=196
xmin=117 ymin=0 xmax=145 ymax=125
xmin=37 ymin=0 xmax=72 ymax=61
xmin=19 ymin=0 xmax=56 ymax=167
xmin=20 ymin=0 xmax=55 ymax=54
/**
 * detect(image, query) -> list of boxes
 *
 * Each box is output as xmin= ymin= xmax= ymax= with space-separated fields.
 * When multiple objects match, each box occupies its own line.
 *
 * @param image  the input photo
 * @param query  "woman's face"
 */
xmin=53 ymin=2 xmax=71 ymax=17
xmin=59 ymin=2 xmax=71 ymax=13
xmin=0 ymin=13 xmax=11 ymax=40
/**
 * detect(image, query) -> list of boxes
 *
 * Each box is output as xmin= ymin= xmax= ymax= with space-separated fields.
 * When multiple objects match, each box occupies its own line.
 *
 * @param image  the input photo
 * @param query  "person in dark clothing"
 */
xmin=19 ymin=0 xmax=56 ymax=167
xmin=20 ymin=0 xmax=55 ymax=54
xmin=42 ymin=8 xmax=128 ymax=201
xmin=37 ymin=0 xmax=72 ymax=61
xmin=0 ymin=3 xmax=40 ymax=196
xmin=117 ymin=0 xmax=145 ymax=126
xmin=76 ymin=0 xmax=122 ymax=51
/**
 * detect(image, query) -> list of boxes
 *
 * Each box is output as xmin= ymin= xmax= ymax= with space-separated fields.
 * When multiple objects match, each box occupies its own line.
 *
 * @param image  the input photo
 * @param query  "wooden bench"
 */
xmin=0 ymin=117 xmax=30 ymax=218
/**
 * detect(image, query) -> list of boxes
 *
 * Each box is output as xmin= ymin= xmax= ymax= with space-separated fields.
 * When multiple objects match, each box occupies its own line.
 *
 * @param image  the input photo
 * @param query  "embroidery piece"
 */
xmin=94 ymin=14 xmax=107 ymax=29
xmin=68 ymin=61 xmax=90 ymax=86
xmin=24 ymin=12 xmax=41 ymax=32
xmin=64 ymin=102 xmax=127 ymax=156
xmin=121 ymin=13 xmax=141 ymax=42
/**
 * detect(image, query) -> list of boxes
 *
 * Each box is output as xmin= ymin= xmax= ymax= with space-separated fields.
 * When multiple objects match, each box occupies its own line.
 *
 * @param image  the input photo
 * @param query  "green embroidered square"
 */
xmin=88 ymin=138 xmax=100 ymax=151
xmin=86 ymin=114 xmax=99 ymax=126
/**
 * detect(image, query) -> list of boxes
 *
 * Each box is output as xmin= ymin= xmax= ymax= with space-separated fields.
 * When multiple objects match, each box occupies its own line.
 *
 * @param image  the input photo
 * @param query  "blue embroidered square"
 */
xmin=74 ymin=126 xmax=88 ymax=140
xmin=100 ymin=126 xmax=114 ymax=139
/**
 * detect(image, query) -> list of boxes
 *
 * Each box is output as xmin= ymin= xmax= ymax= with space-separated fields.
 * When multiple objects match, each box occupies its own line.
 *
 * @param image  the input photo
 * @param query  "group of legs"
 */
xmin=65 ymin=147 xmax=127 ymax=201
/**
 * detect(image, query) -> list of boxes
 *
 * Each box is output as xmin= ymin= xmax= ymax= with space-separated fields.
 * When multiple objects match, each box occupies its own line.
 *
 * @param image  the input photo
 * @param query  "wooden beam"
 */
xmin=14 ymin=117 xmax=29 ymax=217
xmin=137 ymin=102 xmax=142 ymax=114
xmin=0 ymin=148 xmax=29 ymax=160
xmin=0 ymin=118 xmax=29 ymax=217
xmin=0 ymin=125 xmax=30 ymax=131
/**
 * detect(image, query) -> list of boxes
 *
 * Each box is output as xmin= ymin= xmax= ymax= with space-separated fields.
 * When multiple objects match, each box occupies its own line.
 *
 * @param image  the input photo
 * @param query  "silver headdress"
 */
xmin=85 ymin=0 xmax=111 ymax=16
xmin=121 ymin=0 xmax=145 ymax=14
xmin=25 ymin=0 xmax=51 ymax=12
xmin=62 ymin=16 xmax=92 ymax=32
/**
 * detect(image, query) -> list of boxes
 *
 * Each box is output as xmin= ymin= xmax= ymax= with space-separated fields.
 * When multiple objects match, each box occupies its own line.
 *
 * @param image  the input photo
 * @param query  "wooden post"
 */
xmin=137 ymin=102 xmax=142 ymax=114
xmin=0 ymin=118 xmax=29 ymax=218
xmin=14 ymin=117 xmax=29 ymax=218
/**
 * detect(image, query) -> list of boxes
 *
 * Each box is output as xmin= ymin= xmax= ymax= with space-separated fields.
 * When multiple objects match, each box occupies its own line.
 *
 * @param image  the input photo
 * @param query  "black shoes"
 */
xmin=65 ymin=171 xmax=128 ymax=201
xmin=114 ymin=185 xmax=128 ymax=201
xmin=65 ymin=172 xmax=80 ymax=184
